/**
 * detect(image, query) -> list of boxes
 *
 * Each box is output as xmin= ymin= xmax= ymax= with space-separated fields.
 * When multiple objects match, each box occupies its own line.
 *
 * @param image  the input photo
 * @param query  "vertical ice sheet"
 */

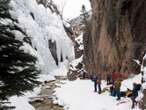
xmin=9 ymin=0 xmax=74 ymax=74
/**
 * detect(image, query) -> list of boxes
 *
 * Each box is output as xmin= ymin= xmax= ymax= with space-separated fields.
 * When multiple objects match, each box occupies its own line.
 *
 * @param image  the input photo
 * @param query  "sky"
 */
xmin=52 ymin=0 xmax=91 ymax=20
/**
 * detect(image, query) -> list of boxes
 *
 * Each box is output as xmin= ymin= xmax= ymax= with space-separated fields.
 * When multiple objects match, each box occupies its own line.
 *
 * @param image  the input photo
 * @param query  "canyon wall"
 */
xmin=84 ymin=0 xmax=146 ymax=78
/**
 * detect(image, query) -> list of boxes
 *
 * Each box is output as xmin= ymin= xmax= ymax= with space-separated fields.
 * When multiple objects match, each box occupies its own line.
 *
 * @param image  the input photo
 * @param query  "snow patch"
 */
xmin=75 ymin=32 xmax=84 ymax=50
xmin=9 ymin=87 xmax=41 ymax=110
xmin=121 ymin=74 xmax=142 ymax=91
xmin=70 ymin=55 xmax=83 ymax=71
xmin=19 ymin=42 xmax=38 ymax=57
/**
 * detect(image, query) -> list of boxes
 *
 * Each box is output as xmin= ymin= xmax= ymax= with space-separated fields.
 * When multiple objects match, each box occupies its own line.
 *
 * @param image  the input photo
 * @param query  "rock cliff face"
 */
xmin=84 ymin=0 xmax=146 ymax=78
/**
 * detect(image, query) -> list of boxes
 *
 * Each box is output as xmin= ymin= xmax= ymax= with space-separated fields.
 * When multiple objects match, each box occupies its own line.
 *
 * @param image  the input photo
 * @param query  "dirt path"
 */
xmin=30 ymin=76 xmax=67 ymax=110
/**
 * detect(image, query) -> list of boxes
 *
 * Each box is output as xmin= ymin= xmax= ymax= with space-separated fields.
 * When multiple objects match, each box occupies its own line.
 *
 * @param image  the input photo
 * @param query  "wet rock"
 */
xmin=30 ymin=79 xmax=64 ymax=110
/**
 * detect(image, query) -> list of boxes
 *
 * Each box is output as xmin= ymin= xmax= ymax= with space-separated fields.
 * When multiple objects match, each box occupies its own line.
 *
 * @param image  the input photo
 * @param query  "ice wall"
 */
xmin=9 ymin=0 xmax=74 ymax=74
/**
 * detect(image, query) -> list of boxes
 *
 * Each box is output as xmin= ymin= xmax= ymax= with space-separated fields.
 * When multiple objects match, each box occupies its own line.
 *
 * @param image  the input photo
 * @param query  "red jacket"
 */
xmin=112 ymin=72 xmax=122 ymax=80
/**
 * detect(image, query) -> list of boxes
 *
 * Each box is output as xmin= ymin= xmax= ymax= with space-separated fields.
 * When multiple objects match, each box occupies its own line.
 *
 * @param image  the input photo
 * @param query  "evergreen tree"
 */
xmin=0 ymin=0 xmax=40 ymax=105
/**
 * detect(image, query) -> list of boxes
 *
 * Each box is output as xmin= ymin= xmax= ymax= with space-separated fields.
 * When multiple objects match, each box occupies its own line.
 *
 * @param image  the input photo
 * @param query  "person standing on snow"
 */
xmin=106 ymin=73 xmax=112 ymax=85
xmin=131 ymin=83 xmax=141 ymax=108
xmin=97 ymin=74 xmax=102 ymax=94
xmin=91 ymin=73 xmax=98 ymax=92
xmin=114 ymin=78 xmax=122 ymax=100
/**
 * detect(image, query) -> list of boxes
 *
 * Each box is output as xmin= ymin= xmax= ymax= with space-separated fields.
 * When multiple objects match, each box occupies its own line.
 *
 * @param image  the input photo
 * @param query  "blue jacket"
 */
xmin=91 ymin=74 xmax=97 ymax=81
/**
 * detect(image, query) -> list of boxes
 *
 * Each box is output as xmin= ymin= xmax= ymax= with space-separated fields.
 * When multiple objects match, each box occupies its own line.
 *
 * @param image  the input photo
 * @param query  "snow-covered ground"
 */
xmin=7 ymin=68 xmax=145 ymax=110
xmin=53 ymin=56 xmax=146 ymax=110
xmin=54 ymin=79 xmax=141 ymax=110
xmin=8 ymin=87 xmax=41 ymax=110
xmin=8 ymin=60 xmax=70 ymax=110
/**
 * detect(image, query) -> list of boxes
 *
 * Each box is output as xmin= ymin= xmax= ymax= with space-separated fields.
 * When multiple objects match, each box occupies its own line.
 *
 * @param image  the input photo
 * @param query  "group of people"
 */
xmin=91 ymin=71 xmax=142 ymax=109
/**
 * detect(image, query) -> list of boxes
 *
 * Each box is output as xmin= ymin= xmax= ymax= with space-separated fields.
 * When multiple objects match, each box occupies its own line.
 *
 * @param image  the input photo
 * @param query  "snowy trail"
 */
xmin=54 ymin=79 xmax=140 ymax=110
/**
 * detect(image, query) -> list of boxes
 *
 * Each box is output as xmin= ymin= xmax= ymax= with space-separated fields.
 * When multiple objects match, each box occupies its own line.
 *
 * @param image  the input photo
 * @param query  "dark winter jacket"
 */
xmin=107 ymin=74 xmax=111 ymax=80
xmin=91 ymin=74 xmax=97 ymax=81
xmin=132 ymin=84 xmax=141 ymax=97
